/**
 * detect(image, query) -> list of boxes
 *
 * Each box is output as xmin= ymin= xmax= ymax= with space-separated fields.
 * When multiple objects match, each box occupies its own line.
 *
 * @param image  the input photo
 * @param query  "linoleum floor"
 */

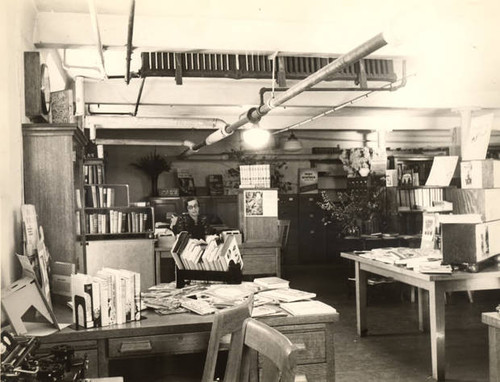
xmin=284 ymin=261 xmax=500 ymax=382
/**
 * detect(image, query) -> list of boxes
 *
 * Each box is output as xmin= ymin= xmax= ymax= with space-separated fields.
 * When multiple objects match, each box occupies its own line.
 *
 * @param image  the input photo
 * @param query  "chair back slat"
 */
xmin=201 ymin=294 xmax=254 ymax=382
xmin=239 ymin=318 xmax=302 ymax=382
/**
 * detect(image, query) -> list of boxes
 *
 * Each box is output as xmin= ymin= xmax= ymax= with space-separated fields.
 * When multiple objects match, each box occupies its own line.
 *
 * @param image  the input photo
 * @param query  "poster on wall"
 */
xmin=298 ymin=168 xmax=318 ymax=194
xmin=244 ymin=190 xmax=278 ymax=217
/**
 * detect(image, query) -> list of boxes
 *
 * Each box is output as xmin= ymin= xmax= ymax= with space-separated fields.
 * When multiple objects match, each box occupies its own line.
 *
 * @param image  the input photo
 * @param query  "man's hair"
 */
xmin=184 ymin=197 xmax=198 ymax=210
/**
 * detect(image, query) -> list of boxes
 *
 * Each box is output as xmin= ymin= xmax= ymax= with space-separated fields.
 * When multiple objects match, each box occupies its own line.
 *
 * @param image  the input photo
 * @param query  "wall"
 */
xmin=0 ymin=0 xmax=37 ymax=291
xmin=98 ymin=127 xmax=458 ymax=203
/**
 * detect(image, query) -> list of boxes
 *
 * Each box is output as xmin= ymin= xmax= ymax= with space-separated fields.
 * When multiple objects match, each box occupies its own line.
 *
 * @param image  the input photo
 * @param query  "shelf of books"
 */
xmin=397 ymin=186 xmax=454 ymax=212
xmin=84 ymin=206 xmax=155 ymax=240
xmin=84 ymin=184 xmax=130 ymax=208
xmin=84 ymin=158 xmax=106 ymax=185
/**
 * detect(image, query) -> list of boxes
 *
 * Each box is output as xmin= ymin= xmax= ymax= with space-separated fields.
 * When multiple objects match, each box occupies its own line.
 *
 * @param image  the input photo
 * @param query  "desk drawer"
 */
xmin=242 ymin=254 xmax=276 ymax=275
xmin=284 ymin=331 xmax=325 ymax=363
xmin=296 ymin=363 xmax=327 ymax=382
xmin=108 ymin=332 xmax=210 ymax=359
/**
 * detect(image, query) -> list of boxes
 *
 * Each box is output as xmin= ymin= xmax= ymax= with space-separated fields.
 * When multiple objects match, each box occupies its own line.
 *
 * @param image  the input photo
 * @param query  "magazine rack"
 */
xmin=175 ymin=261 xmax=243 ymax=288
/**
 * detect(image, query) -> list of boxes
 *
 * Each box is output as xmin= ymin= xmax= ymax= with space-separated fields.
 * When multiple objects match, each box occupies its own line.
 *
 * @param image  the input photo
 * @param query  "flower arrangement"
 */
xmin=339 ymin=147 xmax=373 ymax=177
xmin=317 ymin=177 xmax=386 ymax=237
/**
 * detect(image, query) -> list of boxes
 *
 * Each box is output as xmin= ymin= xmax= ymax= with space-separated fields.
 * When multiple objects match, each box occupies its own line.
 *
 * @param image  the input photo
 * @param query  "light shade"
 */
xmin=283 ymin=132 xmax=302 ymax=151
xmin=242 ymin=125 xmax=271 ymax=149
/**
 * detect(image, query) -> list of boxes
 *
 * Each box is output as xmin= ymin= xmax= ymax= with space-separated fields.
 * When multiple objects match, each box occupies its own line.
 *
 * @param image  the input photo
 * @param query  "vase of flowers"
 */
xmin=339 ymin=147 xmax=373 ymax=177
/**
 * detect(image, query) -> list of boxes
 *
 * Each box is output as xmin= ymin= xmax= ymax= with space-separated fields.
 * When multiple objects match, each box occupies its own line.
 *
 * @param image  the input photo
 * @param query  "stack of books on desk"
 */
xmin=71 ymin=267 xmax=141 ymax=329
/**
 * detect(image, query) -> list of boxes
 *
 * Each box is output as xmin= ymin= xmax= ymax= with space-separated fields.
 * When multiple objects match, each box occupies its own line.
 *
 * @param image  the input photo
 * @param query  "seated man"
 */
xmin=170 ymin=197 xmax=215 ymax=240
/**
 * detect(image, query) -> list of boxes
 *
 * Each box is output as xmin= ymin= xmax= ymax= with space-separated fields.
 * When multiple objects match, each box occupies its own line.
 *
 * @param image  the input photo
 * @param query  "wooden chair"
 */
xmin=200 ymin=294 xmax=254 ymax=382
xmin=237 ymin=318 xmax=306 ymax=382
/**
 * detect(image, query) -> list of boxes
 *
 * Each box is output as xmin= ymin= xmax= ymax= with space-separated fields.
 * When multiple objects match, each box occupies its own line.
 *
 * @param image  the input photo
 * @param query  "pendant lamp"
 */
xmin=283 ymin=132 xmax=303 ymax=151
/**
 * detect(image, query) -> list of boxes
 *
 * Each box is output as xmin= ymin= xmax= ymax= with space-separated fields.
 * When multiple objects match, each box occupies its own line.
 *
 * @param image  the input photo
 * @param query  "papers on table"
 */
xmin=253 ymin=277 xmax=290 ymax=289
xmin=142 ymin=279 xmax=336 ymax=317
xmin=280 ymin=301 xmax=337 ymax=316
xmin=357 ymin=247 xmax=450 ymax=274
xmin=258 ymin=288 xmax=316 ymax=302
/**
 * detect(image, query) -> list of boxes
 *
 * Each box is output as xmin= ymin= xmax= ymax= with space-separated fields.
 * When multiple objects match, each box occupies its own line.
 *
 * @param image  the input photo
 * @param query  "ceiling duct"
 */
xmin=140 ymin=52 xmax=397 ymax=86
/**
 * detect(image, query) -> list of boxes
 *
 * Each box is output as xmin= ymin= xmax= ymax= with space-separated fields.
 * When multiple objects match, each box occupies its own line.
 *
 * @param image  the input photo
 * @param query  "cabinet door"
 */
xmin=22 ymin=125 xmax=87 ymax=264
xmin=85 ymin=239 xmax=155 ymax=290
xmin=298 ymin=195 xmax=326 ymax=263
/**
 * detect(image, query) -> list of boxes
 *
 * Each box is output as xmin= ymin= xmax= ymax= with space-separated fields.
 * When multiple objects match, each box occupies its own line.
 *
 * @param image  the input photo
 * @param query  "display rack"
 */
xmin=175 ymin=262 xmax=243 ymax=288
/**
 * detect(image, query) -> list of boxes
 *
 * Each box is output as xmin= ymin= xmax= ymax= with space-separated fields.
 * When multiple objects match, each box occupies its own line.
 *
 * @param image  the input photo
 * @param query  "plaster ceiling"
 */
xmin=32 ymin=0 xmax=500 ymax=130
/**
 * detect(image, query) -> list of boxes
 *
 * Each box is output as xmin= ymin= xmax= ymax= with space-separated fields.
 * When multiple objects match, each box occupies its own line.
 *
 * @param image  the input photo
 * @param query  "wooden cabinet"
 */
xmin=298 ymin=194 xmax=326 ymax=263
xmin=22 ymin=124 xmax=87 ymax=266
xmin=240 ymin=242 xmax=281 ymax=277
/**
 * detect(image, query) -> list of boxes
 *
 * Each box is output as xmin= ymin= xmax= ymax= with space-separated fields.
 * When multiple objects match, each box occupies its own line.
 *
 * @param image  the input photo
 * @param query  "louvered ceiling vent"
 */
xmin=140 ymin=52 xmax=397 ymax=86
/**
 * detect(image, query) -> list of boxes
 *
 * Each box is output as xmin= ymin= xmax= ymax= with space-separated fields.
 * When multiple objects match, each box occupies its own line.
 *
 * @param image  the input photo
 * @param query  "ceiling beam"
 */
xmin=33 ymin=12 xmax=411 ymax=57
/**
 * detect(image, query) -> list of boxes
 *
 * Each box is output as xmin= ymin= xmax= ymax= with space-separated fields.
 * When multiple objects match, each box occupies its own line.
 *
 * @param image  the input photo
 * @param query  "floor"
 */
xmin=284 ymin=259 xmax=500 ymax=382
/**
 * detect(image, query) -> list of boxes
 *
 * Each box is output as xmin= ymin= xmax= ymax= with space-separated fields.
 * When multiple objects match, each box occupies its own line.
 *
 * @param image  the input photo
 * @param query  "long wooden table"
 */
xmin=40 ymin=304 xmax=338 ymax=381
xmin=341 ymin=252 xmax=500 ymax=381
xmin=482 ymin=312 xmax=500 ymax=382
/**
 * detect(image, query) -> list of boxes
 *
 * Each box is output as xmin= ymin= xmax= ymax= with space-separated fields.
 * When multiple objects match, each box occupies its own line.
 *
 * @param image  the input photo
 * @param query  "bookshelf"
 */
xmin=22 ymin=124 xmax=88 ymax=267
xmin=81 ymin=153 xmax=156 ymax=287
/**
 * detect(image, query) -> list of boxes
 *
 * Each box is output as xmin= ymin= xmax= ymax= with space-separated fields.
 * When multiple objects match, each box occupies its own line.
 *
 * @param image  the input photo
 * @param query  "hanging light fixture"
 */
xmin=242 ymin=122 xmax=271 ymax=150
xmin=283 ymin=131 xmax=303 ymax=151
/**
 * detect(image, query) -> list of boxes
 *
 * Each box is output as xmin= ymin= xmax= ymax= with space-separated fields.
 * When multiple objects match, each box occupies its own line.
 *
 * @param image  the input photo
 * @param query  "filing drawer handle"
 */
xmin=119 ymin=340 xmax=153 ymax=354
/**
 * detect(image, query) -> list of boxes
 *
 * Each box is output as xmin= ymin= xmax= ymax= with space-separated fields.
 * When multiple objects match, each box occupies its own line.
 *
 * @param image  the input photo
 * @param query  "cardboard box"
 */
xmin=461 ymin=160 xmax=500 ymax=189
xmin=441 ymin=220 xmax=500 ymax=265
xmin=446 ymin=188 xmax=500 ymax=222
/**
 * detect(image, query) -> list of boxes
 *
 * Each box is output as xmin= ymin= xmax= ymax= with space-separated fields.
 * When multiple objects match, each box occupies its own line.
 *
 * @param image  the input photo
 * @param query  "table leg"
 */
xmin=97 ymin=339 xmax=108 ymax=377
xmin=154 ymin=251 xmax=161 ymax=285
xmin=355 ymin=262 xmax=368 ymax=337
xmin=429 ymin=283 xmax=446 ymax=381
xmin=418 ymin=288 xmax=429 ymax=332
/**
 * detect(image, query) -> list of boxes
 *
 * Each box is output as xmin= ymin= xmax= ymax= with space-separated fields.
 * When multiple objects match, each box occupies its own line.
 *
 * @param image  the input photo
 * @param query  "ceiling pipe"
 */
xmin=178 ymin=32 xmax=389 ymax=158
xmin=87 ymin=0 xmax=107 ymax=79
xmin=85 ymin=115 xmax=228 ymax=129
xmin=272 ymin=73 xmax=409 ymax=136
xmin=125 ymin=0 xmax=136 ymax=85
xmin=95 ymin=138 xmax=195 ymax=147
xmin=173 ymin=153 xmax=341 ymax=162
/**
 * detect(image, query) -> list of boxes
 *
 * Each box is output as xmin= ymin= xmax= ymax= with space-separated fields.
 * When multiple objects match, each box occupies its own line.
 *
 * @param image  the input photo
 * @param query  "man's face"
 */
xmin=187 ymin=200 xmax=200 ymax=219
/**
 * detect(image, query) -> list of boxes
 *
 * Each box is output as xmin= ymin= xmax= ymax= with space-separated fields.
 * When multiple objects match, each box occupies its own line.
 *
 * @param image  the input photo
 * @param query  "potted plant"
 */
xmin=131 ymin=150 xmax=172 ymax=197
xmin=317 ymin=177 xmax=386 ymax=237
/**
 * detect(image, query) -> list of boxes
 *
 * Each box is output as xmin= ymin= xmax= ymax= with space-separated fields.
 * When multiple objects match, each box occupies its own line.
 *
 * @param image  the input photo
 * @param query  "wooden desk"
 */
xmin=482 ymin=312 xmax=500 ymax=382
xmin=41 ymin=306 xmax=338 ymax=381
xmin=154 ymin=242 xmax=282 ymax=284
xmin=341 ymin=252 xmax=500 ymax=381
xmin=240 ymin=241 xmax=281 ymax=277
